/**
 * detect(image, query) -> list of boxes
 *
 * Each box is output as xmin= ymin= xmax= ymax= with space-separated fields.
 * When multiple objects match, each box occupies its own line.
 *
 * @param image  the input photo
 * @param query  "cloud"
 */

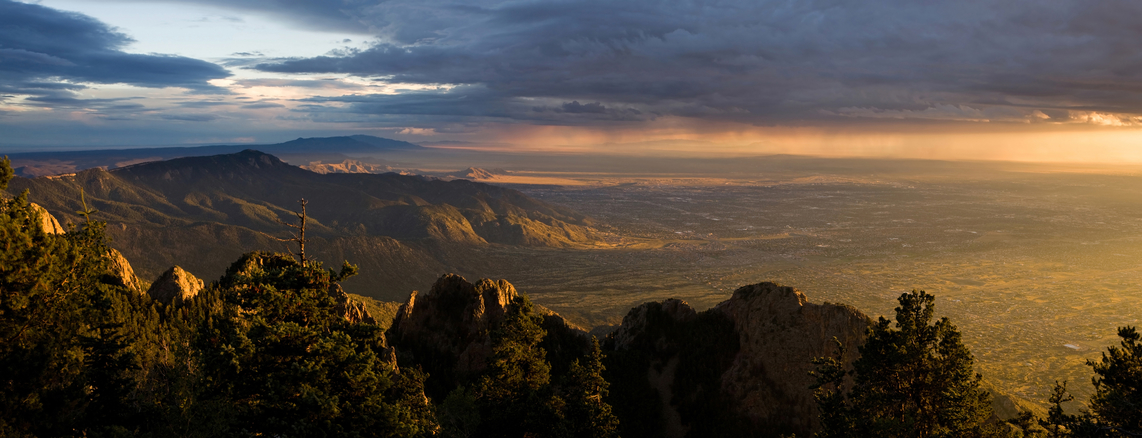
xmin=76 ymin=0 xmax=386 ymax=34
xmin=240 ymin=101 xmax=285 ymax=109
xmin=296 ymin=85 xmax=653 ymax=125
xmin=160 ymin=113 xmax=220 ymax=122
xmin=234 ymin=78 xmax=355 ymax=90
xmin=0 ymin=0 xmax=230 ymax=99
xmin=174 ymin=100 xmax=234 ymax=108
xmin=559 ymin=101 xmax=607 ymax=114
xmin=235 ymin=0 xmax=1142 ymax=126
xmin=22 ymin=95 xmax=147 ymax=112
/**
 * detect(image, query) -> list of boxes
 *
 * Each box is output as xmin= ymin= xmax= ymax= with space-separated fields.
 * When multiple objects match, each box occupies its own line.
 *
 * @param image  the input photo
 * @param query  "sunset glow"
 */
xmin=2 ymin=0 xmax=1141 ymax=161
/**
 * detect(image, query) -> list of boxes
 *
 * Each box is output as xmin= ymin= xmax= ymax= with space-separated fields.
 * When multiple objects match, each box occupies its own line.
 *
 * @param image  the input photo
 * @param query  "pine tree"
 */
xmin=562 ymin=337 xmax=620 ymax=438
xmin=0 ymin=157 xmax=151 ymax=436
xmin=814 ymin=289 xmax=999 ymax=438
xmin=199 ymin=252 xmax=435 ymax=437
xmin=474 ymin=294 xmax=562 ymax=437
xmin=1087 ymin=326 xmax=1142 ymax=436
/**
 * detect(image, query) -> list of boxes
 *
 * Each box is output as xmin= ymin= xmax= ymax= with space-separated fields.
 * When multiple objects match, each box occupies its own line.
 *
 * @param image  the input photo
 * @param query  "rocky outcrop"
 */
xmin=714 ymin=282 xmax=869 ymax=436
xmin=388 ymin=274 xmax=522 ymax=378
xmin=30 ymin=203 xmax=64 ymax=234
xmin=610 ymin=298 xmax=696 ymax=349
xmin=147 ymin=266 xmax=204 ymax=305
xmin=105 ymin=248 xmax=144 ymax=294
xmin=328 ymin=283 xmax=376 ymax=324
xmin=604 ymin=282 xmax=870 ymax=438
xmin=387 ymin=274 xmax=588 ymax=396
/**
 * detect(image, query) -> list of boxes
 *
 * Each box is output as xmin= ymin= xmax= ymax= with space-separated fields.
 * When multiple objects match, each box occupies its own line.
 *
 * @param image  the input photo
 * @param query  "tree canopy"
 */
xmin=813 ymin=289 xmax=1003 ymax=438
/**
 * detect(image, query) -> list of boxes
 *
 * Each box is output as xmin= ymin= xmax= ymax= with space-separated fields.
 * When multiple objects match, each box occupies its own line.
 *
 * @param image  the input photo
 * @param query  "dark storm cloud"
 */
xmin=0 ymin=0 xmax=230 ymax=98
xmin=236 ymin=0 xmax=1142 ymax=125
xmin=558 ymin=102 xmax=607 ymax=114
xmin=301 ymin=85 xmax=651 ymax=124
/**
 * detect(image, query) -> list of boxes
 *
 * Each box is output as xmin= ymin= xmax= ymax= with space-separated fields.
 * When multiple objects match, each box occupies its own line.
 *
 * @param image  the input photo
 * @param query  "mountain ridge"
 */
xmin=6 ymin=135 xmax=423 ymax=177
xmin=6 ymin=150 xmax=603 ymax=300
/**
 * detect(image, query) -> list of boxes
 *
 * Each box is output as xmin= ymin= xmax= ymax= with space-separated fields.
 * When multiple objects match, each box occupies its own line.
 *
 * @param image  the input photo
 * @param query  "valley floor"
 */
xmin=456 ymin=164 xmax=1142 ymax=411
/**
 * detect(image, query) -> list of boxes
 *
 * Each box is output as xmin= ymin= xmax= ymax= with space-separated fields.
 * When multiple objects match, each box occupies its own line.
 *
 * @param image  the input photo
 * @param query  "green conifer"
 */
xmin=1086 ymin=326 xmax=1142 ymax=436
xmin=562 ymin=337 xmax=620 ymax=438
xmin=815 ymin=289 xmax=999 ymax=438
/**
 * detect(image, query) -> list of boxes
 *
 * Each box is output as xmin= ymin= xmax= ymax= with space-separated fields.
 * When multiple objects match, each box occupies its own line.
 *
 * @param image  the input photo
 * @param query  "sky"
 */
xmin=2 ymin=0 xmax=1142 ymax=161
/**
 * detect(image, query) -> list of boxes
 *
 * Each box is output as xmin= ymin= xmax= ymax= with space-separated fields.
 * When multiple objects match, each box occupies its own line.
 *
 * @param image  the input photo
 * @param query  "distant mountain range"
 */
xmin=6 ymin=150 xmax=602 ymax=299
xmin=5 ymin=135 xmax=422 ymax=177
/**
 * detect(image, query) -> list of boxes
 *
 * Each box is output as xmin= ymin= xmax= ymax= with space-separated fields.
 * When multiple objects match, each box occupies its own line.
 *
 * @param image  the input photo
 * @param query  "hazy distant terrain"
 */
xmin=456 ymin=159 xmax=1142 ymax=411
xmin=4 ymin=135 xmax=422 ymax=177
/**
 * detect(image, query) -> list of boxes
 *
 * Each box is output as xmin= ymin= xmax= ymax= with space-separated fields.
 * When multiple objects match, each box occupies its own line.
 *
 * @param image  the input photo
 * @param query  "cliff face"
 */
xmin=605 ymin=282 xmax=870 ymax=438
xmin=713 ymin=282 xmax=869 ymax=436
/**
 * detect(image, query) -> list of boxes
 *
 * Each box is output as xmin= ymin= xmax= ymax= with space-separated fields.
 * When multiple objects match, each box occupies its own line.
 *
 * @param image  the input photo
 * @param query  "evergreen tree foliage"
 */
xmin=811 ymin=338 xmax=856 ymax=438
xmin=814 ymin=289 xmax=1001 ymax=438
xmin=561 ymin=338 xmax=620 ymax=438
xmin=1040 ymin=327 xmax=1142 ymax=438
xmin=473 ymin=294 xmax=563 ymax=437
xmin=1087 ymin=326 xmax=1142 ymax=436
xmin=198 ymin=251 xmax=435 ymax=437
xmin=459 ymin=294 xmax=621 ymax=438
xmin=0 ymin=157 xmax=155 ymax=436
xmin=1 ymin=156 xmax=437 ymax=437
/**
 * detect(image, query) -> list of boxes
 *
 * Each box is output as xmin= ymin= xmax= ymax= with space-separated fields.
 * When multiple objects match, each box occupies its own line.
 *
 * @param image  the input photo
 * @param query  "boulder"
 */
xmin=147 ymin=266 xmax=204 ymax=305
xmin=388 ymin=274 xmax=521 ymax=377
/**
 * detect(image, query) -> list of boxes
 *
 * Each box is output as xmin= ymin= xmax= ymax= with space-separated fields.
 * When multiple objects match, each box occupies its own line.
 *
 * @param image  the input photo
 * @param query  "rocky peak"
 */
xmin=610 ymin=298 xmax=697 ymax=351
xmin=105 ymin=248 xmax=144 ymax=294
xmin=712 ymin=282 xmax=870 ymax=436
xmin=147 ymin=266 xmax=204 ymax=305
xmin=388 ymin=274 xmax=519 ymax=376
xmin=327 ymin=283 xmax=376 ymax=325
xmin=387 ymin=274 xmax=591 ymax=399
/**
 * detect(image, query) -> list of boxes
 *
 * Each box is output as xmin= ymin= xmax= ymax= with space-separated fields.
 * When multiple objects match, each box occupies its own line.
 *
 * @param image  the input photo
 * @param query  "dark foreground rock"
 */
xmin=604 ymin=282 xmax=871 ymax=438
xmin=387 ymin=273 xmax=589 ymax=398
